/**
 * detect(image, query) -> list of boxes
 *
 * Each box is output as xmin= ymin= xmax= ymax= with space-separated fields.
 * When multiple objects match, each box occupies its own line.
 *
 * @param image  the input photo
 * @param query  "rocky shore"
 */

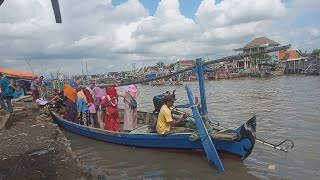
xmin=0 ymin=101 xmax=91 ymax=180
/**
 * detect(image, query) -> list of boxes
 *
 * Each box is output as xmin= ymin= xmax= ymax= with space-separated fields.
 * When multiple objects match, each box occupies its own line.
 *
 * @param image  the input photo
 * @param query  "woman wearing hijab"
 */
xmin=118 ymin=84 xmax=139 ymax=132
xmin=93 ymin=87 xmax=106 ymax=129
xmin=101 ymin=87 xmax=120 ymax=131
xmin=83 ymin=88 xmax=97 ymax=127
xmin=77 ymin=89 xmax=89 ymax=125
xmin=63 ymin=84 xmax=77 ymax=123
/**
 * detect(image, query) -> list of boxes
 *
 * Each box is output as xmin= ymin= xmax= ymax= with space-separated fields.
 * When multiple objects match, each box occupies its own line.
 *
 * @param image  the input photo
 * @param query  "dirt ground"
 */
xmin=0 ymin=101 xmax=92 ymax=180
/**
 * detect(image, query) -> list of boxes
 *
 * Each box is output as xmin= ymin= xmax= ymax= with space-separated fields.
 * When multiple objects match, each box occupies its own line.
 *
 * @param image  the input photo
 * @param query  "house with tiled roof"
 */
xmin=233 ymin=36 xmax=281 ymax=74
xmin=278 ymin=50 xmax=313 ymax=74
xmin=279 ymin=50 xmax=301 ymax=61
xmin=234 ymin=36 xmax=280 ymax=53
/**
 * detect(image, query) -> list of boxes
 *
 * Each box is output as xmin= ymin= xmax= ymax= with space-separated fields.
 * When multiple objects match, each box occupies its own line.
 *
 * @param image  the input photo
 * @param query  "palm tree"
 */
xmin=298 ymin=49 xmax=308 ymax=57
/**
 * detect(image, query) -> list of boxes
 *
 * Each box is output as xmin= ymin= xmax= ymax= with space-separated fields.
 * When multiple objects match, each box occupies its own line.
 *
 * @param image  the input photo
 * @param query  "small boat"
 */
xmin=49 ymin=109 xmax=256 ymax=161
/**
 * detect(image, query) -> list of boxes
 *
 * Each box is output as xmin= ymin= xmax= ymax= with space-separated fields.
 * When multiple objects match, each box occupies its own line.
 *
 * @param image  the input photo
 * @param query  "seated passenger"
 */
xmin=13 ymin=83 xmax=25 ymax=99
xmin=156 ymin=95 xmax=188 ymax=135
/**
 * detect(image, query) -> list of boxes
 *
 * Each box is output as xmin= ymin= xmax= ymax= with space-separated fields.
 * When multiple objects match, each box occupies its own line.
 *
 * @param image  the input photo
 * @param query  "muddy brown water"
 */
xmin=63 ymin=76 xmax=320 ymax=179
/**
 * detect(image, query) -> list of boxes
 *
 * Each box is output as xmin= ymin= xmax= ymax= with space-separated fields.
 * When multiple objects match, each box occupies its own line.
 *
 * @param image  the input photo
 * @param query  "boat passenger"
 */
xmin=118 ymin=84 xmax=139 ymax=132
xmin=77 ymin=90 xmax=89 ymax=125
xmin=0 ymin=73 xmax=15 ymax=114
xmin=13 ymin=82 xmax=25 ymax=99
xmin=101 ymin=87 xmax=120 ymax=131
xmin=49 ymin=89 xmax=60 ymax=104
xmin=48 ymin=89 xmax=62 ymax=111
xmin=63 ymin=84 xmax=77 ymax=123
xmin=156 ymin=95 xmax=188 ymax=135
xmin=83 ymin=88 xmax=97 ymax=128
xmin=93 ymin=87 xmax=106 ymax=129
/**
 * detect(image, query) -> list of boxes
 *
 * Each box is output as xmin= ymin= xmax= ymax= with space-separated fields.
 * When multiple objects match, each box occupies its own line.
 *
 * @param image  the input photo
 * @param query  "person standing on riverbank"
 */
xmin=30 ymin=77 xmax=39 ymax=101
xmin=0 ymin=73 xmax=15 ymax=114
xmin=118 ymin=84 xmax=139 ymax=132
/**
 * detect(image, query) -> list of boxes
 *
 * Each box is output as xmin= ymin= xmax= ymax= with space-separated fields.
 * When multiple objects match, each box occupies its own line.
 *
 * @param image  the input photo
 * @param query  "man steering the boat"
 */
xmin=156 ymin=95 xmax=188 ymax=135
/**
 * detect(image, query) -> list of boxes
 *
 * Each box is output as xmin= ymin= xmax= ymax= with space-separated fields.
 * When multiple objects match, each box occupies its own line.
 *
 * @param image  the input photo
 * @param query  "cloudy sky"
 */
xmin=0 ymin=0 xmax=319 ymax=77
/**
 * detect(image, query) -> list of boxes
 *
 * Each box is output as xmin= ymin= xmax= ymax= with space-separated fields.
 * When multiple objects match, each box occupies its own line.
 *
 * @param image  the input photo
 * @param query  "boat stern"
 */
xmin=236 ymin=115 xmax=256 ymax=160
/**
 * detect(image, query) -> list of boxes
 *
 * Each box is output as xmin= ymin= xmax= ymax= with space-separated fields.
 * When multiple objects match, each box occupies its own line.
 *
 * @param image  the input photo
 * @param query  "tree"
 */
xmin=169 ymin=63 xmax=175 ymax=70
xmin=298 ymin=49 xmax=308 ymax=57
xmin=156 ymin=61 xmax=165 ymax=68
xmin=312 ymin=49 xmax=320 ymax=56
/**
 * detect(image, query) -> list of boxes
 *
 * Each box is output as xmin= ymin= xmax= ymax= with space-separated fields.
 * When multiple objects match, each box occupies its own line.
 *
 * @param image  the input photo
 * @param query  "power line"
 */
xmin=291 ymin=35 xmax=320 ymax=47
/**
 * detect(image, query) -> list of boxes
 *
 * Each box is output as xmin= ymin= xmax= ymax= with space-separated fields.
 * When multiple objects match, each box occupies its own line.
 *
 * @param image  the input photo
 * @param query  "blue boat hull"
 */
xmin=49 ymin=110 xmax=256 ymax=160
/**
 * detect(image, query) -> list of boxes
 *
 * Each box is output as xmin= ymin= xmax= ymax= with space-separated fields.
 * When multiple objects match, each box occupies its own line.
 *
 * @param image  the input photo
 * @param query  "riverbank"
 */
xmin=0 ymin=101 xmax=91 ymax=180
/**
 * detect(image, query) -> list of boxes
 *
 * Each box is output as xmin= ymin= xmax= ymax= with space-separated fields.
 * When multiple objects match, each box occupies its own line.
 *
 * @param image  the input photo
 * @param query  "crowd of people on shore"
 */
xmin=50 ymin=84 xmax=140 ymax=132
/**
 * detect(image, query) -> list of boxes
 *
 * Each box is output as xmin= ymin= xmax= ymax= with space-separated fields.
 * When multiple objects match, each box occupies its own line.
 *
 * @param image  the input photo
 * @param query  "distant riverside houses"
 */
xmin=232 ymin=36 xmax=281 ymax=74
xmin=278 ymin=50 xmax=317 ymax=74
xmin=207 ymin=37 xmax=281 ymax=75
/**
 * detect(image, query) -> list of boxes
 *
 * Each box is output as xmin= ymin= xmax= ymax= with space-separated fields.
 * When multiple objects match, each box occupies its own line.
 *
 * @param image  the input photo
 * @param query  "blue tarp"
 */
xmin=46 ymin=81 xmax=53 ymax=88
xmin=69 ymin=80 xmax=77 ymax=87
xmin=147 ymin=73 xmax=157 ymax=79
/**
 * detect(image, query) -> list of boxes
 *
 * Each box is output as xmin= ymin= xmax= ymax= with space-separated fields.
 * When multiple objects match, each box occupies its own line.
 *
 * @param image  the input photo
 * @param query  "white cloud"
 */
xmin=309 ymin=28 xmax=320 ymax=36
xmin=0 ymin=0 xmax=318 ymax=77
xmin=196 ymin=0 xmax=286 ymax=27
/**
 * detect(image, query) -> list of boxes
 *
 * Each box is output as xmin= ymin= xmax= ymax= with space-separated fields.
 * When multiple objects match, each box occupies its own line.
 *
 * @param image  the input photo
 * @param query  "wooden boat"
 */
xmin=49 ymin=108 xmax=256 ymax=161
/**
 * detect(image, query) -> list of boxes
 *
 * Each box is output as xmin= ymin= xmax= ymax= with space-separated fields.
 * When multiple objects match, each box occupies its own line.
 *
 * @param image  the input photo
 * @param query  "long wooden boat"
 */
xmin=49 ymin=109 xmax=256 ymax=161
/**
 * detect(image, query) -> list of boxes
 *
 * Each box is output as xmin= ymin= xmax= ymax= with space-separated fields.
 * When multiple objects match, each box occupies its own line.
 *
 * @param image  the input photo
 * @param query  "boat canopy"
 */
xmin=0 ymin=68 xmax=37 ymax=80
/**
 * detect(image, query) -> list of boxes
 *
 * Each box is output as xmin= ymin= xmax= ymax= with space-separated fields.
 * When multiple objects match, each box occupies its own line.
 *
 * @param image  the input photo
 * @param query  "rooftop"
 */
xmin=234 ymin=36 xmax=280 ymax=51
xmin=279 ymin=50 xmax=301 ymax=61
xmin=0 ymin=68 xmax=37 ymax=80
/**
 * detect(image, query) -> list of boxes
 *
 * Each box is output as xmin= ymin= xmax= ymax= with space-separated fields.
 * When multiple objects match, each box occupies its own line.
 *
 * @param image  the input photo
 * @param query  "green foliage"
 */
xmin=156 ymin=61 xmax=165 ymax=68
xmin=311 ymin=49 xmax=320 ymax=56
xmin=298 ymin=49 xmax=308 ymax=56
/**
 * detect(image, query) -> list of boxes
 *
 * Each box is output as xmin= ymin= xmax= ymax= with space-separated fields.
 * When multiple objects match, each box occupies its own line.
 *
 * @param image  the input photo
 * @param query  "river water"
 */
xmin=64 ymin=75 xmax=320 ymax=179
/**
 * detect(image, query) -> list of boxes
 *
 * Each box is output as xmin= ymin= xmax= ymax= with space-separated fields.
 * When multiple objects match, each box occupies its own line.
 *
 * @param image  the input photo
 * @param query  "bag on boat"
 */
xmin=125 ymin=93 xmax=137 ymax=109
xmin=153 ymin=93 xmax=176 ymax=116
xmin=153 ymin=94 xmax=165 ymax=115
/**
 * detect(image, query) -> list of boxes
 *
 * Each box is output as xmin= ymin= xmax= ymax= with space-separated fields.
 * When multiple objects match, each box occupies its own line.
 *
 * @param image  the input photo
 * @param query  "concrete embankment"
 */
xmin=0 ymin=101 xmax=91 ymax=180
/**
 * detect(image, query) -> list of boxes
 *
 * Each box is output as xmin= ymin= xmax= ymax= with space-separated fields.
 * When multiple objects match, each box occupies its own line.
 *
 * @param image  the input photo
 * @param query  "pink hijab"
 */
xmin=127 ymin=84 xmax=138 ymax=93
xmin=93 ymin=87 xmax=106 ymax=99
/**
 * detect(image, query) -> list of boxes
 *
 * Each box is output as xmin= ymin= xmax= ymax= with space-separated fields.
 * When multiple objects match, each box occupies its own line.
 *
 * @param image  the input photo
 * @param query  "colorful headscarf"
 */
xmin=107 ymin=87 xmax=117 ymax=104
xmin=63 ymin=84 xmax=77 ymax=103
xmin=86 ymin=87 xmax=94 ymax=98
xmin=77 ymin=90 xmax=87 ymax=103
xmin=127 ymin=84 xmax=138 ymax=93
xmin=93 ymin=87 xmax=106 ymax=99
xmin=83 ymin=88 xmax=94 ymax=104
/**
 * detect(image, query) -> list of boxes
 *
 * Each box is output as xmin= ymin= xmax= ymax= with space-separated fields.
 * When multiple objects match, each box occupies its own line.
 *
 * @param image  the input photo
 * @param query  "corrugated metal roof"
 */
xmin=0 ymin=68 xmax=37 ymax=80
